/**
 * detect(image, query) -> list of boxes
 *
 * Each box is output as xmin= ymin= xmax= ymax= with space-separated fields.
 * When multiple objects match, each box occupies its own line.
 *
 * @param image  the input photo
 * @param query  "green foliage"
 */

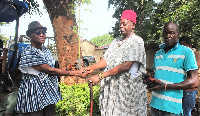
xmin=74 ymin=0 xmax=91 ymax=5
xmin=89 ymin=34 xmax=114 ymax=47
xmin=55 ymin=83 xmax=100 ymax=116
xmin=23 ymin=0 xmax=42 ymax=16
xmin=23 ymin=0 xmax=91 ymax=16
xmin=156 ymin=0 xmax=200 ymax=49
xmin=108 ymin=0 xmax=200 ymax=49
xmin=0 ymin=22 xmax=6 ymax=26
xmin=108 ymin=0 xmax=159 ymax=44
xmin=0 ymin=23 xmax=9 ymax=45
xmin=0 ymin=34 xmax=9 ymax=46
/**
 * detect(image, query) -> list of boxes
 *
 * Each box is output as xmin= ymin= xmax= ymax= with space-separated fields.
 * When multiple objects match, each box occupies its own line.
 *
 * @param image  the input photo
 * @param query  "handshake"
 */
xmin=78 ymin=66 xmax=95 ymax=78
xmin=65 ymin=59 xmax=96 ymax=78
xmin=65 ymin=58 xmax=105 ymax=86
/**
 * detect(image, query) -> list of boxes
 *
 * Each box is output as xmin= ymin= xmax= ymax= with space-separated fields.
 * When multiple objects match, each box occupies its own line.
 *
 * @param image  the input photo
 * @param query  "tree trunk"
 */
xmin=43 ymin=0 xmax=85 ymax=85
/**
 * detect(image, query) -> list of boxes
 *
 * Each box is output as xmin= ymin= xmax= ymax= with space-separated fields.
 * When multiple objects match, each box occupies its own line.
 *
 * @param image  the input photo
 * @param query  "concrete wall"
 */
xmin=145 ymin=46 xmax=159 ymax=70
xmin=93 ymin=49 xmax=107 ymax=62
xmin=80 ymin=41 xmax=96 ymax=56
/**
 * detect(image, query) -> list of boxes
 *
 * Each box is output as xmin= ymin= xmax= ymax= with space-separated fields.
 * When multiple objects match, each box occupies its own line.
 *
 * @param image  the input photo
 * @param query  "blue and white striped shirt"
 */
xmin=15 ymin=45 xmax=62 ymax=113
xmin=150 ymin=43 xmax=198 ymax=114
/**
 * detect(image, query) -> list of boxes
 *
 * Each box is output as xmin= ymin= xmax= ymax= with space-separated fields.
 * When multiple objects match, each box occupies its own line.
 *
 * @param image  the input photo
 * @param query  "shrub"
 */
xmin=55 ymin=83 xmax=100 ymax=116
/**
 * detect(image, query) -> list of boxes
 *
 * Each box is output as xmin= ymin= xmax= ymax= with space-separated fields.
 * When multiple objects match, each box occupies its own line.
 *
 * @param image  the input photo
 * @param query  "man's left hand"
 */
xmin=87 ymin=75 xmax=100 ymax=86
xmin=147 ymin=79 xmax=165 ymax=91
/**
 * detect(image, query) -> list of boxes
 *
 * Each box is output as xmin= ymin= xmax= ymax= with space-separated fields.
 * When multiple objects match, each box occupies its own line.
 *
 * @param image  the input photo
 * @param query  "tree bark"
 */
xmin=43 ymin=0 xmax=85 ymax=85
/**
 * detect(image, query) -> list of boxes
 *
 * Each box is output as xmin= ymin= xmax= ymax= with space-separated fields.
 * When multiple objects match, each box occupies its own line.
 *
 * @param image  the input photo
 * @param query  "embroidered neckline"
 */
xmin=118 ymin=40 xmax=124 ymax=47
xmin=117 ymin=34 xmax=135 ymax=47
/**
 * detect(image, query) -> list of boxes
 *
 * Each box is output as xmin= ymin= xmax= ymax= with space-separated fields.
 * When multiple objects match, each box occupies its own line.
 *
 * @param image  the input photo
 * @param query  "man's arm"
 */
xmin=148 ymin=70 xmax=199 ymax=91
xmin=86 ymin=61 xmax=135 ymax=85
xmin=103 ymin=61 xmax=135 ymax=77
xmin=85 ymin=58 xmax=107 ymax=74
xmin=167 ymin=70 xmax=199 ymax=90
xmin=32 ymin=64 xmax=86 ymax=78
xmin=194 ymin=51 xmax=200 ymax=69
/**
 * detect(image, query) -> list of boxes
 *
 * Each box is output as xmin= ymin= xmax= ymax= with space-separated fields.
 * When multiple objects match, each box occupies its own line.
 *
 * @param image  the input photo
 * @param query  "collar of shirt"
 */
xmin=159 ymin=42 xmax=179 ymax=51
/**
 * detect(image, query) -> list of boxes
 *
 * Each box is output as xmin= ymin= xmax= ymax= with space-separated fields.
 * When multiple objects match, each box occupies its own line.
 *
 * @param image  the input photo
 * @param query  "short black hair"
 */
xmin=163 ymin=21 xmax=179 ymax=33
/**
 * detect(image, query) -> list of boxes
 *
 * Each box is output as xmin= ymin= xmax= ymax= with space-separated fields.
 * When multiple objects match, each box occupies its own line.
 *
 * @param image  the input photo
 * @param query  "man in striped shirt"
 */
xmin=148 ymin=22 xmax=199 ymax=116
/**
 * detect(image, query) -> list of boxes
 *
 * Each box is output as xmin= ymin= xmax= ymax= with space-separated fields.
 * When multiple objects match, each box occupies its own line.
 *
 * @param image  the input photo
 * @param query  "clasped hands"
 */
xmin=66 ymin=61 xmax=101 ymax=86
xmin=81 ymin=67 xmax=101 ymax=86
xmin=78 ymin=66 xmax=100 ymax=86
xmin=64 ymin=61 xmax=90 ymax=78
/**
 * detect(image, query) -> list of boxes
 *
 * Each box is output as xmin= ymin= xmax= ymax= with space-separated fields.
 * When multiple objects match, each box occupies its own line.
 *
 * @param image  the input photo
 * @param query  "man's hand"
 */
xmin=147 ymin=79 xmax=165 ymax=91
xmin=87 ymin=75 xmax=100 ymax=86
xmin=77 ymin=68 xmax=88 ymax=78
xmin=78 ymin=67 xmax=90 ymax=77
xmin=85 ymin=66 xmax=95 ymax=74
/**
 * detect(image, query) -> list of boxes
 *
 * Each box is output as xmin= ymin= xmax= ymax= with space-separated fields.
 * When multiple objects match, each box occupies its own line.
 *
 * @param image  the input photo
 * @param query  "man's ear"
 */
xmin=132 ymin=24 xmax=135 ymax=30
xmin=177 ymin=32 xmax=180 ymax=38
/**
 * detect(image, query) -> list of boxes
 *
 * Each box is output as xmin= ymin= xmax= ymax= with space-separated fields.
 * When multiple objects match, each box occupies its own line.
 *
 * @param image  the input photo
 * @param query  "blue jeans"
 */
xmin=182 ymin=90 xmax=197 ymax=116
xmin=151 ymin=107 xmax=182 ymax=116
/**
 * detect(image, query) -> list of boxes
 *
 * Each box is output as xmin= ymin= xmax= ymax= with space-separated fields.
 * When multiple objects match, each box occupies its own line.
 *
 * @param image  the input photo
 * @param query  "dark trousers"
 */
xmin=151 ymin=107 xmax=182 ymax=116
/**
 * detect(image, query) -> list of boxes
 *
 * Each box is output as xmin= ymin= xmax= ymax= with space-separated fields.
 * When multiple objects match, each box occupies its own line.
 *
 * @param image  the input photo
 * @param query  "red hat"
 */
xmin=121 ymin=10 xmax=137 ymax=24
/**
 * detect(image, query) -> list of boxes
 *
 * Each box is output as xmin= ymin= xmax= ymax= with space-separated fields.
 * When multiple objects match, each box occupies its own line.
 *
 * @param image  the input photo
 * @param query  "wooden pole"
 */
xmin=89 ymin=83 xmax=93 ymax=116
